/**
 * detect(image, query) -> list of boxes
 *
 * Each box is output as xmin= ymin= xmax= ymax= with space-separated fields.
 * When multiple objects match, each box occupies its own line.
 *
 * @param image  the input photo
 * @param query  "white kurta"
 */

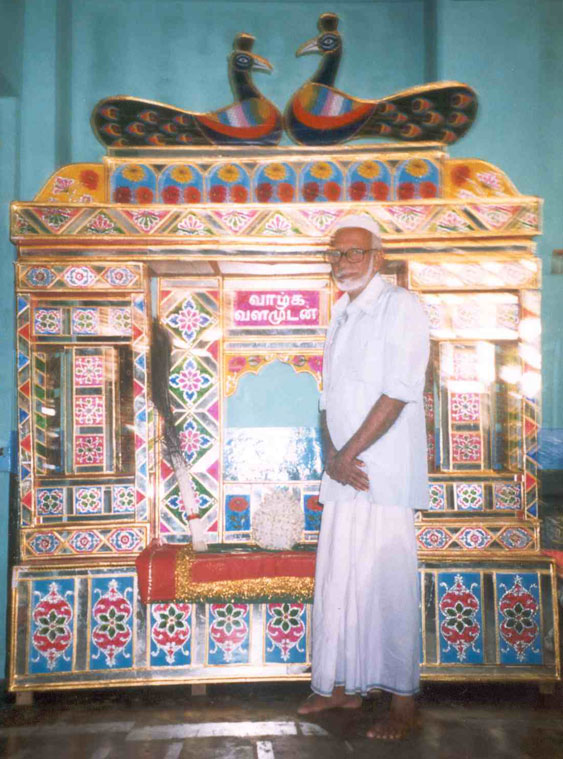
xmin=311 ymin=274 xmax=429 ymax=697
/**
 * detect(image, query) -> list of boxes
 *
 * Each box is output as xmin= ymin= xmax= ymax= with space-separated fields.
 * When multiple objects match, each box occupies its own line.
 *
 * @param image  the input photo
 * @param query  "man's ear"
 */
xmin=373 ymin=248 xmax=384 ymax=272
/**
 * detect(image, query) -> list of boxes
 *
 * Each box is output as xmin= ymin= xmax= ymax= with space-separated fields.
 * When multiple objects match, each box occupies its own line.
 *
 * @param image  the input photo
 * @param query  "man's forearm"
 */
xmin=320 ymin=410 xmax=337 ymax=460
xmin=340 ymin=394 xmax=406 ymax=460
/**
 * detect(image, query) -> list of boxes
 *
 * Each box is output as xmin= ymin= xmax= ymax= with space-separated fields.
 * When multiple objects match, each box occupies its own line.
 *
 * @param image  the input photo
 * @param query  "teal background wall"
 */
xmin=1 ymin=0 xmax=562 ymax=677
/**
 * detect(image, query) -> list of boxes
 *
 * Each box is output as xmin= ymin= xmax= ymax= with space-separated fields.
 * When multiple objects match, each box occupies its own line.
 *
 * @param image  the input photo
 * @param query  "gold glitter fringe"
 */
xmin=175 ymin=545 xmax=315 ymax=602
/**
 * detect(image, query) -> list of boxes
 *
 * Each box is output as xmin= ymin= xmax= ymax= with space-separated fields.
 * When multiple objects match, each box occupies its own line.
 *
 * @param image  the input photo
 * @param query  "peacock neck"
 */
xmin=311 ymin=51 xmax=341 ymax=87
xmin=230 ymin=69 xmax=261 ymax=102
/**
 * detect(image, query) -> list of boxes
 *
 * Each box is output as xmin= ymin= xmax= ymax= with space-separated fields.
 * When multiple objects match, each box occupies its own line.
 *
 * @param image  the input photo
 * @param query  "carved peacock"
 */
xmin=91 ymin=33 xmax=282 ymax=147
xmin=284 ymin=13 xmax=478 ymax=146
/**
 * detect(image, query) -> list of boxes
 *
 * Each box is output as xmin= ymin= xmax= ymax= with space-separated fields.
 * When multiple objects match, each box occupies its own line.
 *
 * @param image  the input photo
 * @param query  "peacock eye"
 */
xmin=320 ymin=34 xmax=338 ymax=50
xmin=234 ymin=54 xmax=251 ymax=68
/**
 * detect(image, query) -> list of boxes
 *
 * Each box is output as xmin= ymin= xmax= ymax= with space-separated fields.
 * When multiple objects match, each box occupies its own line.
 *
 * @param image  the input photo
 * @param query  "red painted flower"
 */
xmin=372 ymin=181 xmax=389 ymax=201
xmin=256 ymin=183 xmax=274 ymax=202
xmin=135 ymin=186 xmax=154 ymax=203
xmin=183 ymin=186 xmax=201 ymax=203
xmin=228 ymin=356 xmax=247 ymax=372
xmin=451 ymin=164 xmax=471 ymax=186
xmin=350 ymin=181 xmax=367 ymax=200
xmin=162 ymin=185 xmax=180 ymax=204
xmin=114 ymin=186 xmax=132 ymax=203
xmin=80 ymin=169 xmax=99 ymax=190
xmin=230 ymin=184 xmax=248 ymax=203
xmin=324 ymin=181 xmax=341 ymax=201
xmin=210 ymin=185 xmax=227 ymax=203
xmin=277 ymin=182 xmax=294 ymax=202
xmin=306 ymin=496 xmax=323 ymax=512
xmin=303 ymin=181 xmax=319 ymax=201
xmin=398 ymin=182 xmax=415 ymax=200
xmin=420 ymin=181 xmax=437 ymax=198
xmin=228 ymin=496 xmax=249 ymax=513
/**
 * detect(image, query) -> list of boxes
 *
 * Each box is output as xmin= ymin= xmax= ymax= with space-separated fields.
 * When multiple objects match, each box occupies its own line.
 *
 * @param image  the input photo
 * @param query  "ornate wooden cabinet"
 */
xmin=9 ymin=143 xmax=559 ymax=693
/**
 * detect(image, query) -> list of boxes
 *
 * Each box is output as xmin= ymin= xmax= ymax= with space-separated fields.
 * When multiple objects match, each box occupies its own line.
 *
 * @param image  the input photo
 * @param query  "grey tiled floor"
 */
xmin=1 ymin=682 xmax=563 ymax=758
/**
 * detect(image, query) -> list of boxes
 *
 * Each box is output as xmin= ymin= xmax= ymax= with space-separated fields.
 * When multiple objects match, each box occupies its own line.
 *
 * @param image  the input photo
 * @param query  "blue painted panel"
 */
xmin=149 ymin=602 xmax=192 ymax=667
xmin=207 ymin=603 xmax=250 ymax=665
xmin=496 ymin=572 xmax=542 ymax=665
xmin=29 ymin=579 xmax=75 ymax=674
xmin=90 ymin=576 xmax=134 ymax=670
xmin=225 ymin=494 xmax=251 ymax=532
xmin=437 ymin=572 xmax=483 ymax=664
xmin=265 ymin=603 xmax=307 ymax=663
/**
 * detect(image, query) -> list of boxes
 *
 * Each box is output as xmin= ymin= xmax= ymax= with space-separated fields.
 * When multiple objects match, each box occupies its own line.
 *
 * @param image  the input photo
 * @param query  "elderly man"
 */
xmin=298 ymin=215 xmax=430 ymax=740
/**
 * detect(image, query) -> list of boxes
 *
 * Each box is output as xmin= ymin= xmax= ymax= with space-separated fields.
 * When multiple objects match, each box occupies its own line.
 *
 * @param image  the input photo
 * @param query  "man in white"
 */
xmin=298 ymin=215 xmax=430 ymax=740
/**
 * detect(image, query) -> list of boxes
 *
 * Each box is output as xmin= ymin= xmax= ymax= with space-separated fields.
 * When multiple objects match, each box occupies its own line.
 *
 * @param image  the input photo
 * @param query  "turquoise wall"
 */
xmin=1 ymin=0 xmax=562 ymax=677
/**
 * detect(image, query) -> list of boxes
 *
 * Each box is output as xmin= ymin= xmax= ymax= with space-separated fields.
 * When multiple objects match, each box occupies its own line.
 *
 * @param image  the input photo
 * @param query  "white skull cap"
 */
xmin=333 ymin=214 xmax=382 ymax=245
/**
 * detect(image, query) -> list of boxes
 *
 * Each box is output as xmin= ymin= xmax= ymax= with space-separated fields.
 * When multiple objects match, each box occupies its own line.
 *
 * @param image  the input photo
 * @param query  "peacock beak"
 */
xmin=251 ymin=53 xmax=273 ymax=72
xmin=296 ymin=36 xmax=321 ymax=56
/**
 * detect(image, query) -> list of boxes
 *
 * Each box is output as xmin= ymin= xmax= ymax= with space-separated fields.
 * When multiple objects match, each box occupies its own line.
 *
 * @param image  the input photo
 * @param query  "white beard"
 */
xmin=333 ymin=259 xmax=375 ymax=293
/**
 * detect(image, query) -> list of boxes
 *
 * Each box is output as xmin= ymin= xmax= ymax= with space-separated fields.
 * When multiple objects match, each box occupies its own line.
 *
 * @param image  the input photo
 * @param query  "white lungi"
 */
xmin=311 ymin=494 xmax=419 ymax=696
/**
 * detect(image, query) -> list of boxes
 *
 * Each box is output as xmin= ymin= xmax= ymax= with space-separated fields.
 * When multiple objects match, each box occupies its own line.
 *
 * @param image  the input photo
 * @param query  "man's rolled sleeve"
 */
xmin=381 ymin=292 xmax=430 ymax=403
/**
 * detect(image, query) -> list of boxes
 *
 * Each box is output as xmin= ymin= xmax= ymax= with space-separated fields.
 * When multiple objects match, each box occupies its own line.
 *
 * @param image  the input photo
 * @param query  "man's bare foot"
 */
xmin=297 ymin=687 xmax=362 ymax=715
xmin=366 ymin=694 xmax=418 ymax=740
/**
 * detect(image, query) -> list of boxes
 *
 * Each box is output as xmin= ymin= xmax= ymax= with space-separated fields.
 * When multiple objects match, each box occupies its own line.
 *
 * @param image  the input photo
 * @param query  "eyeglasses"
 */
xmin=323 ymin=248 xmax=377 ymax=264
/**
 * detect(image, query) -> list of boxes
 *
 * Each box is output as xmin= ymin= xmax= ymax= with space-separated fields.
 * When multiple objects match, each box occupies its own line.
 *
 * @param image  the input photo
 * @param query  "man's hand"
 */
xmin=326 ymin=450 xmax=370 ymax=492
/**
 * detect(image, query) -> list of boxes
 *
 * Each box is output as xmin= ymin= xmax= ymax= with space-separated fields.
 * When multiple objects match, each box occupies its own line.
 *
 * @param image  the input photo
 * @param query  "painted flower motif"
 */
xmin=114 ymin=186 xmax=132 ymax=203
xmin=310 ymin=161 xmax=334 ymax=180
xmin=75 ymin=435 xmax=104 ymax=465
xmin=156 ymin=606 xmax=188 ymax=635
xmin=277 ymin=182 xmax=294 ymax=202
xmin=74 ymin=355 xmax=104 ymax=386
xmin=264 ymin=213 xmax=292 ymax=234
xmin=75 ymin=396 xmax=104 ymax=425
xmin=476 ymin=171 xmax=503 ymax=191
xmin=135 ymin=186 xmax=154 ymax=204
xmin=209 ymin=185 xmax=227 ymax=203
xmin=177 ymin=367 xmax=203 ymax=394
xmin=96 ymin=605 xmax=128 ymax=640
xmin=357 ymin=160 xmax=381 ymax=179
xmin=324 ymin=181 xmax=341 ymax=201
xmin=406 ymin=159 xmax=429 ymax=178
xmin=217 ymin=164 xmax=241 ymax=183
xmin=179 ymin=425 xmax=203 ymax=455
xmin=113 ymin=486 xmax=135 ymax=513
xmin=177 ymin=214 xmax=205 ymax=234
xmin=37 ymin=608 xmax=69 ymax=643
xmin=230 ymin=184 xmax=248 ymax=203
xmin=162 ymin=185 xmax=180 ymax=204
xmin=503 ymin=602 xmax=535 ymax=635
xmin=213 ymin=603 xmax=245 ymax=635
xmin=398 ymin=182 xmax=415 ymax=200
xmin=257 ymin=183 xmax=274 ymax=202
xmin=264 ymin=163 xmax=287 ymax=181
xmin=303 ymin=181 xmax=319 ymax=201
xmin=228 ymin=496 xmax=249 ymax=513
xmin=171 ymin=165 xmax=193 ymax=183
xmin=175 ymin=305 xmax=203 ymax=337
xmin=451 ymin=164 xmax=471 ymax=186
xmin=53 ymin=177 xmax=74 ymax=194
xmin=183 ymin=186 xmax=201 ymax=203
xmin=35 ymin=309 xmax=62 ymax=334
xmin=228 ymin=356 xmax=247 ymax=372
xmin=350 ymin=180 xmax=367 ymax=200
xmin=80 ymin=169 xmax=99 ymax=190
xmin=270 ymin=604 xmax=302 ymax=634
xmin=420 ymin=181 xmax=437 ymax=198
xmin=75 ymin=487 xmax=102 ymax=513
xmin=372 ymin=181 xmax=389 ymax=201
xmin=307 ymin=355 xmax=323 ymax=373
xmin=122 ymin=164 xmax=146 ymax=183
